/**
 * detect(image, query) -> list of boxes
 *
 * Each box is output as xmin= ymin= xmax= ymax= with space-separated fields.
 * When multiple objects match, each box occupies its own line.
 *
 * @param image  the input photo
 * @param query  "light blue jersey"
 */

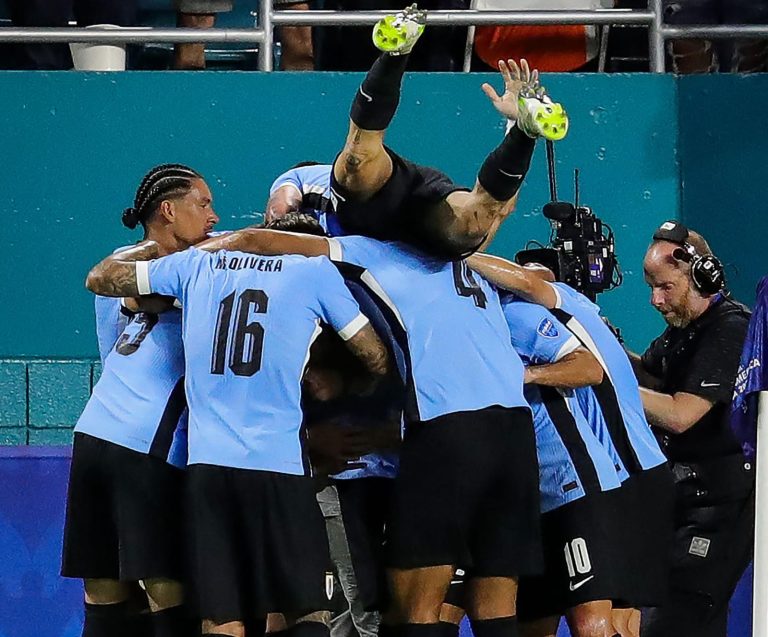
xmin=328 ymin=236 xmax=528 ymax=423
xmin=94 ymin=295 xmax=129 ymax=363
xmin=501 ymin=296 xmax=624 ymax=512
xmin=94 ymin=244 xmax=135 ymax=363
xmin=549 ymin=282 xmax=667 ymax=474
xmin=143 ymin=248 xmax=369 ymax=474
xmin=76 ymin=306 xmax=188 ymax=468
xmin=270 ymin=164 xmax=346 ymax=236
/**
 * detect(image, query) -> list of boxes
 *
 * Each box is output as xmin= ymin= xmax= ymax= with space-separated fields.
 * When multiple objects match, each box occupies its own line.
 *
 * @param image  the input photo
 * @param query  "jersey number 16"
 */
xmin=210 ymin=289 xmax=268 ymax=377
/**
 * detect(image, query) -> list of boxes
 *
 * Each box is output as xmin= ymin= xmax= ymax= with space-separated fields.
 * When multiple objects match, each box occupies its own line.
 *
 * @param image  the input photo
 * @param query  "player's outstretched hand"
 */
xmin=481 ymin=59 xmax=539 ymax=122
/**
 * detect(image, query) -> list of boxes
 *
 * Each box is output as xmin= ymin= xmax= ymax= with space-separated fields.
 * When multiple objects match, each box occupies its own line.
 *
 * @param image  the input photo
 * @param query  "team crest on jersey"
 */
xmin=325 ymin=572 xmax=334 ymax=600
xmin=537 ymin=318 xmax=559 ymax=338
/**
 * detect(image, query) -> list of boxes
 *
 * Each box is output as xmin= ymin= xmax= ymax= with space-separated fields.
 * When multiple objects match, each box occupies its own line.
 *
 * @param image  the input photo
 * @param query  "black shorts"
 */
xmin=61 ymin=432 xmax=185 ymax=581
xmin=616 ymin=464 xmax=675 ymax=608
xmin=386 ymin=406 xmax=542 ymax=577
xmin=516 ymin=488 xmax=632 ymax=621
xmin=330 ymin=146 xmax=471 ymax=259
xmin=186 ymin=464 xmax=333 ymax=624
xmin=335 ymin=477 xmax=393 ymax=610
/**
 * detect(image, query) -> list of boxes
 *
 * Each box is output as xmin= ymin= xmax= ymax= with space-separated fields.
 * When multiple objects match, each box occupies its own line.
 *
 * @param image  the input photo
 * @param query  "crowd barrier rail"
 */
xmin=1 ymin=0 xmax=768 ymax=72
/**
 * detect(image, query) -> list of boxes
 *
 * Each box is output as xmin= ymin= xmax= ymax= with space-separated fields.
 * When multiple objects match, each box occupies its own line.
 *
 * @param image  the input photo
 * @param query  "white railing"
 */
xmin=1 ymin=0 xmax=768 ymax=72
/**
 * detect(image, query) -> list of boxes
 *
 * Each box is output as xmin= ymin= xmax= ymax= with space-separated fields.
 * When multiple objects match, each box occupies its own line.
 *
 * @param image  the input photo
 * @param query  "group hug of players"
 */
xmin=62 ymin=7 xmax=673 ymax=637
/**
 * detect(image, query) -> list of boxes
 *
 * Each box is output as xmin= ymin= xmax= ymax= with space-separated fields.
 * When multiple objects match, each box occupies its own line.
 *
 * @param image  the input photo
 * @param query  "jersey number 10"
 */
xmin=210 ymin=289 xmax=268 ymax=377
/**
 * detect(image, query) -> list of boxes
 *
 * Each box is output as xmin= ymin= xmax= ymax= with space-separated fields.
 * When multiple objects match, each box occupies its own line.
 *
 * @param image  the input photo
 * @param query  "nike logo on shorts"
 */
xmin=498 ymin=169 xmax=523 ymax=178
xmin=700 ymin=381 xmax=720 ymax=387
xmin=568 ymin=575 xmax=594 ymax=591
xmin=359 ymin=87 xmax=374 ymax=102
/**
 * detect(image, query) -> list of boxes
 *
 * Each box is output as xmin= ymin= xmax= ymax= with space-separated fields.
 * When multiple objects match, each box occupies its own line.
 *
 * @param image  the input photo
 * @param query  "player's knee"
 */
xmin=290 ymin=611 xmax=331 ymax=625
xmin=142 ymin=577 xmax=184 ymax=611
xmin=388 ymin=590 xmax=445 ymax=623
xmin=202 ymin=618 xmax=245 ymax=637
xmin=84 ymin=578 xmax=133 ymax=604
xmin=567 ymin=611 xmax=616 ymax=637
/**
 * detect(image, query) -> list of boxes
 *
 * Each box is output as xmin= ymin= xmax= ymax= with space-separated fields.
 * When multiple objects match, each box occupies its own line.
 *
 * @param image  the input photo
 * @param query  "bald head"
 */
xmin=643 ymin=239 xmax=711 ymax=328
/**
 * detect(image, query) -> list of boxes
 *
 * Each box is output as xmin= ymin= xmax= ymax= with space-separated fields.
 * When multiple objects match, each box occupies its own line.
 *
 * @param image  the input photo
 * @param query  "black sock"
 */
xmin=440 ymin=621 xmax=460 ymax=637
xmin=82 ymin=601 xmax=133 ymax=637
xmin=350 ymin=53 xmax=410 ymax=130
xmin=128 ymin=610 xmax=153 ymax=637
xmin=469 ymin=616 xmax=519 ymax=637
xmin=477 ymin=125 xmax=536 ymax=201
xmin=245 ymin=617 xmax=266 ymax=636
xmin=397 ymin=623 xmax=446 ymax=637
xmin=151 ymin=604 xmax=198 ymax=637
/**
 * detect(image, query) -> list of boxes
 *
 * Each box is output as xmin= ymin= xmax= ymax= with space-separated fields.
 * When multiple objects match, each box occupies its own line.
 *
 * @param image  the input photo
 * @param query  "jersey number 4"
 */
xmin=211 ymin=289 xmax=268 ymax=377
xmin=452 ymin=262 xmax=487 ymax=309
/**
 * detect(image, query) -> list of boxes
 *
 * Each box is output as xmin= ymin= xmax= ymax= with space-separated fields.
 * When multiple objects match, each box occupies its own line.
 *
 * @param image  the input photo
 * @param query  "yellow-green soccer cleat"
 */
xmin=517 ymin=84 xmax=569 ymax=141
xmin=372 ymin=4 xmax=426 ymax=56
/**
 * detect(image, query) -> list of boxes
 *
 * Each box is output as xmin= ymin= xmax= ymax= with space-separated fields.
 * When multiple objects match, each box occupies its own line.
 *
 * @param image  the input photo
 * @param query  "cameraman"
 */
xmin=629 ymin=221 xmax=754 ymax=637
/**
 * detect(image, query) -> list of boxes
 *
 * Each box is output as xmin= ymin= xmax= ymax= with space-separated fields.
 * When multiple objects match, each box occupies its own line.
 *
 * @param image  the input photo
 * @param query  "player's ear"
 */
xmin=158 ymin=198 xmax=176 ymax=223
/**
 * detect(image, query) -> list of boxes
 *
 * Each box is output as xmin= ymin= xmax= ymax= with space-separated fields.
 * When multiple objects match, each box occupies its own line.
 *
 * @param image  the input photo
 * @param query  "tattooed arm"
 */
xmin=86 ymin=241 xmax=162 ymax=298
xmin=196 ymin=228 xmax=331 ymax=258
xmin=344 ymin=323 xmax=390 ymax=380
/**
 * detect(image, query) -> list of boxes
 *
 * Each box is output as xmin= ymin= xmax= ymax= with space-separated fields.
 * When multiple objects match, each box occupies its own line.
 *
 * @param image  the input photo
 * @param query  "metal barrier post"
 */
xmin=648 ymin=0 xmax=665 ymax=72
xmin=259 ymin=0 xmax=274 ymax=71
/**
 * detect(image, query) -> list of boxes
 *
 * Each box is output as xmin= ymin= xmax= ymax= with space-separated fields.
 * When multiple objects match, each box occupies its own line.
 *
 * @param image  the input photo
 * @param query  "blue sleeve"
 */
xmin=552 ymin=282 xmax=600 ymax=316
xmin=94 ymin=295 xmax=124 ymax=363
xmin=311 ymin=257 xmax=369 ymax=339
xmin=503 ymin=300 xmax=579 ymax=364
xmin=269 ymin=168 xmax=302 ymax=195
xmin=145 ymin=249 xmax=208 ymax=301
xmin=327 ymin=236 xmax=374 ymax=268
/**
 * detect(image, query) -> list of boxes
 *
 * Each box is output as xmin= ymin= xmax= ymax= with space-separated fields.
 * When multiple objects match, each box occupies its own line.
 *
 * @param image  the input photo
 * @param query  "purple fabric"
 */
xmin=731 ymin=276 xmax=768 ymax=462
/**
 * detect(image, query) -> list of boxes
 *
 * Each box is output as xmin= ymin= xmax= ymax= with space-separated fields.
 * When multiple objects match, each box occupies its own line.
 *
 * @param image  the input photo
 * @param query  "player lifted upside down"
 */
xmin=327 ymin=3 xmax=568 ymax=258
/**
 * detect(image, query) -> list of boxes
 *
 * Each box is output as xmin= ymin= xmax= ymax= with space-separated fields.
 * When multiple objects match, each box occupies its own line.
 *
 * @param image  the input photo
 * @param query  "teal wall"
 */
xmin=677 ymin=74 xmax=768 ymax=307
xmin=0 ymin=70 xmax=717 ymax=442
xmin=1 ymin=72 xmax=678 ymax=360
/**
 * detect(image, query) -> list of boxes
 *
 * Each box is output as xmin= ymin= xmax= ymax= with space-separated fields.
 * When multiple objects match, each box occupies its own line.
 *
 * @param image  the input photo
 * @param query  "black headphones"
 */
xmin=652 ymin=220 xmax=725 ymax=295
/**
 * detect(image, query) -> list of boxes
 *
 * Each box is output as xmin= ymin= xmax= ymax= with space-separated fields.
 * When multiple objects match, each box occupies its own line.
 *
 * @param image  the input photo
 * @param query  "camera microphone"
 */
xmin=543 ymin=202 xmax=575 ymax=222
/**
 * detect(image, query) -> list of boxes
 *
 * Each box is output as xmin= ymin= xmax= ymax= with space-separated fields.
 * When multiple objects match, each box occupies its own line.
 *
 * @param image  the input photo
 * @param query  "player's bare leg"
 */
xmin=611 ymin=608 xmax=640 ymax=637
xmin=386 ymin=565 xmax=455 ymax=624
xmin=425 ymin=60 xmax=569 ymax=255
xmin=83 ymin=579 xmax=143 ymax=637
xmin=564 ymin=601 xmax=620 ymax=637
xmin=202 ymin=618 xmax=244 ymax=636
xmin=142 ymin=577 xmax=195 ymax=637
xmin=463 ymin=577 xmax=520 ymax=637
xmin=333 ymin=4 xmax=426 ymax=199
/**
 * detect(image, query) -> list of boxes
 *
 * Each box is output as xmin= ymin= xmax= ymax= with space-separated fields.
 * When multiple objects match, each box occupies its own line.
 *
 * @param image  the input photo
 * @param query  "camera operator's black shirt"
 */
xmin=641 ymin=296 xmax=750 ymax=463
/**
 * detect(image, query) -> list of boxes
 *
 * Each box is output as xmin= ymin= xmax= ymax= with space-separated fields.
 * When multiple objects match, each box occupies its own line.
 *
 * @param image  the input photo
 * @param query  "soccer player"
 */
xmin=465 ymin=254 xmax=674 ymax=637
xmin=266 ymin=161 xmax=333 ymax=225
xmin=194 ymin=227 xmax=542 ymax=637
xmin=62 ymin=164 xmax=219 ymax=637
xmin=304 ymin=326 xmax=401 ymax=637
xmin=325 ymin=4 xmax=568 ymax=258
xmin=442 ymin=298 xmax=635 ymax=637
xmin=85 ymin=233 xmax=389 ymax=637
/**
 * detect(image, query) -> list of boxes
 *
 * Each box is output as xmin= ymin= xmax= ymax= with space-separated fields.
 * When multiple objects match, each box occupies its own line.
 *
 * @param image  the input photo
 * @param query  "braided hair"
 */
xmin=122 ymin=163 xmax=202 ymax=230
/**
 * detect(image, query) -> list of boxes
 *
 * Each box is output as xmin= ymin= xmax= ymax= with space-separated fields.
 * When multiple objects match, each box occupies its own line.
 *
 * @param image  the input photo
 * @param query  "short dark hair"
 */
xmin=265 ymin=212 xmax=326 ymax=237
xmin=290 ymin=161 xmax=322 ymax=170
xmin=122 ymin=163 xmax=202 ymax=230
